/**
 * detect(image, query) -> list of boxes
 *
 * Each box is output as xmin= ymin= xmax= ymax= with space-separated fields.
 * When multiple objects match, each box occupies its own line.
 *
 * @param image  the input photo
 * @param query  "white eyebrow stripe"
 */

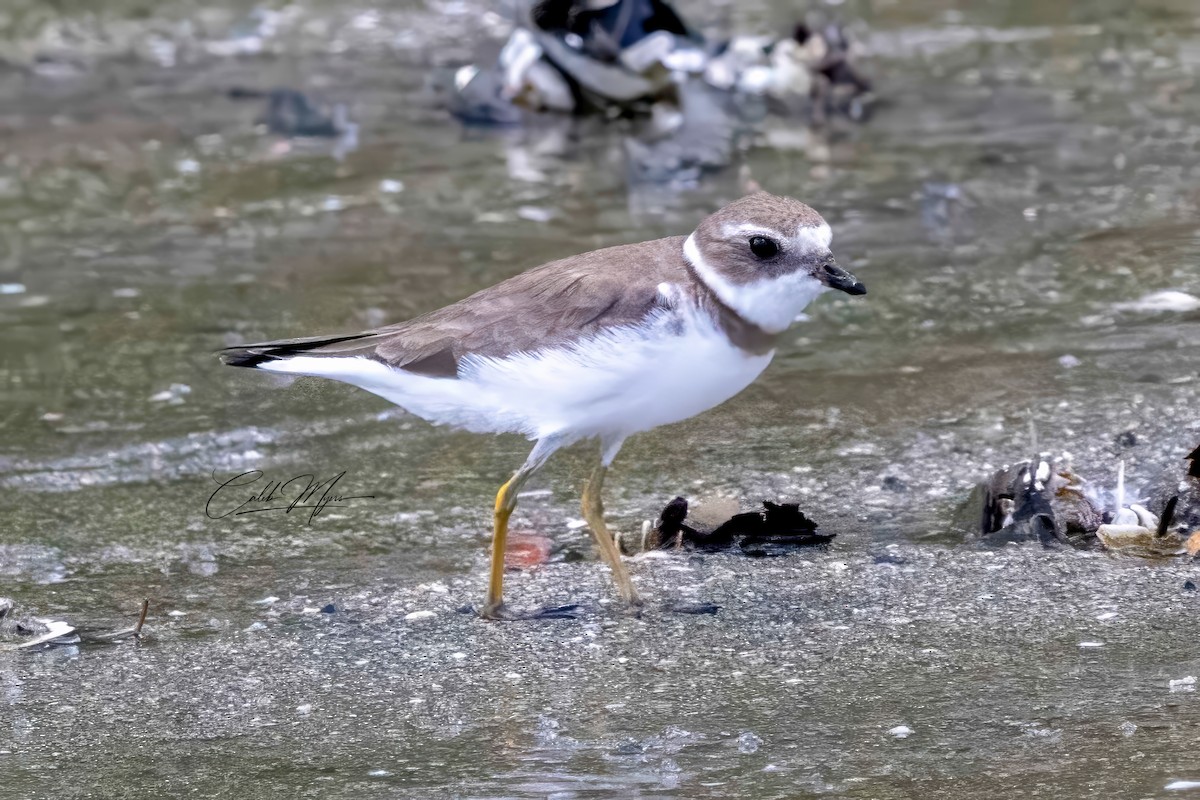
xmin=721 ymin=222 xmax=787 ymax=240
xmin=722 ymin=221 xmax=833 ymax=254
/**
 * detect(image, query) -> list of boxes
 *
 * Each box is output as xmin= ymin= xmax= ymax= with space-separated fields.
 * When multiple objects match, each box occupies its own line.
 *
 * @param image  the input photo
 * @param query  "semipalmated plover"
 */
xmin=220 ymin=191 xmax=865 ymax=618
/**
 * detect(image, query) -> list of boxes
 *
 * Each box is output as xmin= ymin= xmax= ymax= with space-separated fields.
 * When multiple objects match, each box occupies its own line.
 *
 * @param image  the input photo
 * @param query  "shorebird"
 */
xmin=220 ymin=192 xmax=866 ymax=618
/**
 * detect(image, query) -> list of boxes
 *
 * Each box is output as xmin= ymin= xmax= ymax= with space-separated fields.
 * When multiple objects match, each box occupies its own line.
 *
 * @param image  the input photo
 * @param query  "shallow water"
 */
xmin=2 ymin=1 xmax=1199 ymax=797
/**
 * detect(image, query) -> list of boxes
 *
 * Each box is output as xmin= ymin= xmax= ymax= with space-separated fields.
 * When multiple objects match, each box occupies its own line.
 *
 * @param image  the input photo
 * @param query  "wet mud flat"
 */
xmin=3 ymin=544 xmax=1200 ymax=798
xmin=3 ymin=0 xmax=1200 ymax=797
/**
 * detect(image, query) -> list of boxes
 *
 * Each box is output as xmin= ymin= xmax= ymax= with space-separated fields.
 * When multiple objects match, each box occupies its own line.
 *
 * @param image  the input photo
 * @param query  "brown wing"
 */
xmin=220 ymin=236 xmax=690 ymax=377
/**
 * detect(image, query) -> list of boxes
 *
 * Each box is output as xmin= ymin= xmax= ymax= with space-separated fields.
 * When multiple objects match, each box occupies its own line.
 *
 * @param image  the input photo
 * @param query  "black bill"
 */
xmin=820 ymin=261 xmax=867 ymax=295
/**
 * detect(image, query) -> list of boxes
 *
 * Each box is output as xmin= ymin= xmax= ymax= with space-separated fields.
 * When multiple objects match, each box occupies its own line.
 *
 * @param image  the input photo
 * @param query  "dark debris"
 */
xmin=620 ymin=497 xmax=834 ymax=556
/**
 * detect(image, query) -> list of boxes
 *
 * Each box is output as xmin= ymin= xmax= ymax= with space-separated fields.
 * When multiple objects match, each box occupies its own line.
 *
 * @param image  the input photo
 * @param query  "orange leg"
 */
xmin=480 ymin=436 xmax=564 ymax=619
xmin=483 ymin=474 xmax=524 ymax=618
xmin=581 ymin=463 xmax=642 ymax=608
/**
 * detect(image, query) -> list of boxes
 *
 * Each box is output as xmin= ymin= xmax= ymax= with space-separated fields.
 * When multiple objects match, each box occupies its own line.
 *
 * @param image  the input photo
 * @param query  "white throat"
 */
xmin=683 ymin=233 xmax=827 ymax=333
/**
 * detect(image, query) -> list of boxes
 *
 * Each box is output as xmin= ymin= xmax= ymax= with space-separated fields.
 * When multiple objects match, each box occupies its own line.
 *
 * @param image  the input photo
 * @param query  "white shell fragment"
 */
xmin=1166 ymin=780 xmax=1200 ymax=791
xmin=1111 ymin=508 xmax=1138 ymax=526
xmin=1168 ymin=676 xmax=1196 ymax=693
xmin=1129 ymin=504 xmax=1159 ymax=530
xmin=1114 ymin=290 xmax=1200 ymax=313
xmin=16 ymin=620 xmax=77 ymax=649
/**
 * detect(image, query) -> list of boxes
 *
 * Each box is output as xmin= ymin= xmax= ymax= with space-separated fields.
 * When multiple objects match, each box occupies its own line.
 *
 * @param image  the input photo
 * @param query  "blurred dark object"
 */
xmin=617 ymin=496 xmax=833 ymax=555
xmin=794 ymin=22 xmax=869 ymax=91
xmin=919 ymin=182 xmax=974 ymax=241
xmin=791 ymin=21 xmax=873 ymax=122
xmin=229 ymin=87 xmax=357 ymax=139
xmin=442 ymin=67 xmax=527 ymax=125
xmin=531 ymin=0 xmax=691 ymax=60
xmin=443 ymin=0 xmax=872 ymax=129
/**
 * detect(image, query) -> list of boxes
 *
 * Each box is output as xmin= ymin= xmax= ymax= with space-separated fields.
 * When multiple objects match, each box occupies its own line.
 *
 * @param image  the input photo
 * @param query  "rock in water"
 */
xmin=955 ymin=458 xmax=1101 ymax=547
xmin=1144 ymin=444 xmax=1200 ymax=532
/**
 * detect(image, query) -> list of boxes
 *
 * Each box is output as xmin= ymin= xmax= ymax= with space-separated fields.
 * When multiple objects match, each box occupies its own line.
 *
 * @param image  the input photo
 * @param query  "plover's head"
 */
xmin=684 ymin=192 xmax=865 ymax=333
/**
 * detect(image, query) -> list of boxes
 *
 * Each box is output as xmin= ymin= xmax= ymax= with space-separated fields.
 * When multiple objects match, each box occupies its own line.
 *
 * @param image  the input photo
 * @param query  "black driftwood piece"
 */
xmin=647 ymin=498 xmax=834 ymax=555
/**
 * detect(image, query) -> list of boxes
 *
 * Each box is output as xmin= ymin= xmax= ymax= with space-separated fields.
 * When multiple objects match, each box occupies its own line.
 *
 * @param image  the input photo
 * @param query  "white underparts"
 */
xmin=258 ymin=302 xmax=774 ymax=442
xmin=683 ymin=233 xmax=827 ymax=333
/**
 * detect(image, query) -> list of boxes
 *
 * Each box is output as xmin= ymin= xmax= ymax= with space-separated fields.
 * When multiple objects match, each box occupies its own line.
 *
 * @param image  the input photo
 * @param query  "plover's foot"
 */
xmin=622 ymin=596 xmax=646 ymax=618
xmin=473 ymin=603 xmax=581 ymax=621
xmin=664 ymin=601 xmax=720 ymax=615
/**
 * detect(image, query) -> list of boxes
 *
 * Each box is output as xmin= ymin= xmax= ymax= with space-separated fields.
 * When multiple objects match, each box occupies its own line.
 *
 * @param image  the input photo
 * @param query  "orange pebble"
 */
xmin=505 ymin=532 xmax=553 ymax=570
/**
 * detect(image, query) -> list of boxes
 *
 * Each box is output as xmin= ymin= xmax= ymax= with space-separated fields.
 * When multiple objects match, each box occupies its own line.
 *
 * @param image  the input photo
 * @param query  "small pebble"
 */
xmin=149 ymin=383 xmax=191 ymax=404
xmin=404 ymin=610 xmax=435 ymax=622
xmin=888 ymin=725 xmax=913 ymax=739
xmin=1168 ymin=676 xmax=1196 ymax=692
xmin=320 ymin=604 xmax=337 ymax=614
xmin=1058 ymin=354 xmax=1082 ymax=369
xmin=517 ymin=205 xmax=556 ymax=222
xmin=1115 ymin=290 xmax=1200 ymax=313
xmin=1078 ymin=641 xmax=1105 ymax=648
xmin=737 ymin=732 xmax=763 ymax=754
xmin=1119 ymin=721 xmax=1137 ymax=737
xmin=296 ymin=704 xmax=313 ymax=715
xmin=1115 ymin=431 xmax=1138 ymax=447
xmin=1166 ymin=781 xmax=1200 ymax=791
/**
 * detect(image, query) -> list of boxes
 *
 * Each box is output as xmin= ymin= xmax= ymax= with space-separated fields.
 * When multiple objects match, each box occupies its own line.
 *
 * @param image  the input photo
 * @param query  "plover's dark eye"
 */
xmin=749 ymin=236 xmax=779 ymax=260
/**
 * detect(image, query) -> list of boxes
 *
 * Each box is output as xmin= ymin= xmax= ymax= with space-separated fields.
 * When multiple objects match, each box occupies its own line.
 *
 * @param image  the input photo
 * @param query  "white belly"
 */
xmin=261 ymin=305 xmax=773 ymax=442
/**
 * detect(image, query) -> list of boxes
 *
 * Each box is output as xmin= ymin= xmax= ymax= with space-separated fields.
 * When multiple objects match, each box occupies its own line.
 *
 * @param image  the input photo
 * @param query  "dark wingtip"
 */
xmin=218 ymin=348 xmax=276 ymax=369
xmin=217 ymin=332 xmax=373 ymax=369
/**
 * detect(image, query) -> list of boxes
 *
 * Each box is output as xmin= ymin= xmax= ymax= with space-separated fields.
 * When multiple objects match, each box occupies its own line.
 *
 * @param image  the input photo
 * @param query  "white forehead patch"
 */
xmin=795 ymin=222 xmax=832 ymax=253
